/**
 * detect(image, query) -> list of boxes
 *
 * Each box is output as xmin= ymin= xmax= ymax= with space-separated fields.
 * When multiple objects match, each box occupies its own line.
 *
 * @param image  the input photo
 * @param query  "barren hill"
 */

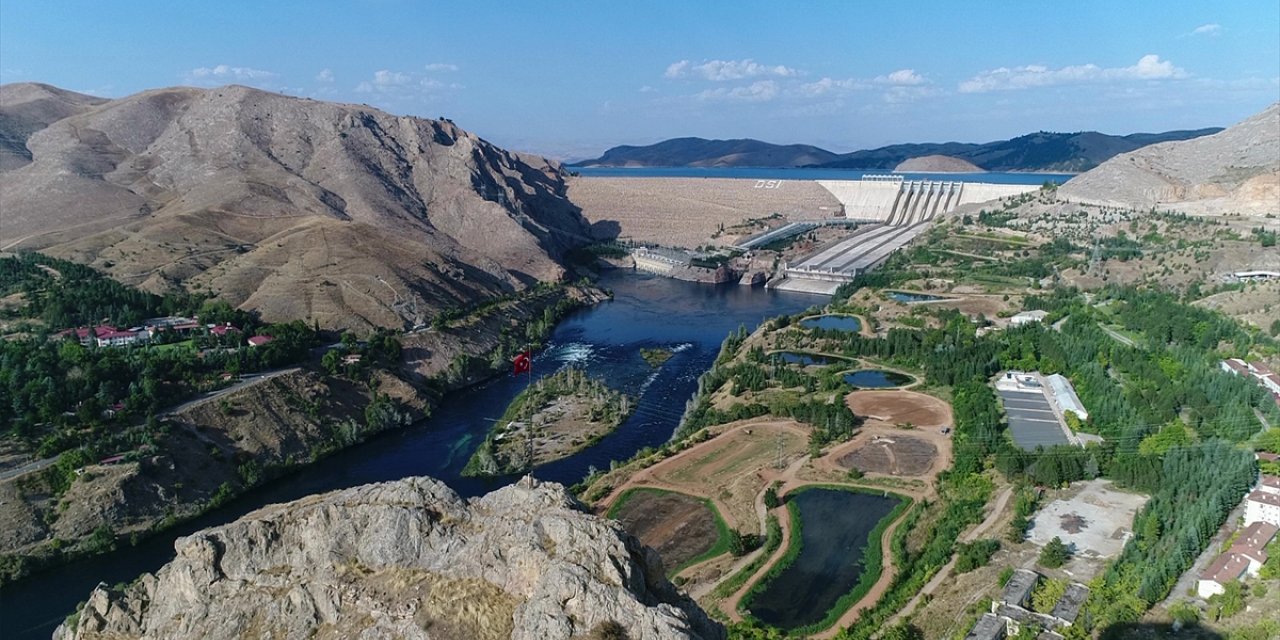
xmin=0 ymin=83 xmax=591 ymax=330
xmin=0 ymin=83 xmax=106 ymax=171
xmin=1060 ymin=103 xmax=1279 ymax=214
xmin=893 ymin=154 xmax=983 ymax=173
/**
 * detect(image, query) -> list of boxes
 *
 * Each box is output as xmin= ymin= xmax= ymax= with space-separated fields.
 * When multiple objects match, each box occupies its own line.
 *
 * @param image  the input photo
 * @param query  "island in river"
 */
xmin=464 ymin=367 xmax=634 ymax=476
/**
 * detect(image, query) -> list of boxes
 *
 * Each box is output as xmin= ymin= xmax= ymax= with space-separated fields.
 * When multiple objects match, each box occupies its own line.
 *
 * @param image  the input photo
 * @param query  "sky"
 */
xmin=2 ymin=1 xmax=1277 ymax=160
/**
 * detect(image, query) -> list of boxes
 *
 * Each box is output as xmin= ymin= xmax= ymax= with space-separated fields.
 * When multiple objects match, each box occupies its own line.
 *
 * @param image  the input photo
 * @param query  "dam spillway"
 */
xmin=816 ymin=175 xmax=1037 ymax=225
xmin=772 ymin=176 xmax=1039 ymax=294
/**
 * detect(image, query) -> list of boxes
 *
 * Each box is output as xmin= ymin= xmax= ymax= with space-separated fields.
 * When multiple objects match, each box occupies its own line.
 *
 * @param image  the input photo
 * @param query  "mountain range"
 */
xmin=0 ymin=83 xmax=591 ymax=331
xmin=572 ymin=128 xmax=1224 ymax=173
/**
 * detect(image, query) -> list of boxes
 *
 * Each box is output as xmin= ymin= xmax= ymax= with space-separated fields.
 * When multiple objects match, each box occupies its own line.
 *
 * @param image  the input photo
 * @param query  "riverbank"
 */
xmin=0 ymin=282 xmax=607 ymax=588
xmin=1 ymin=273 xmax=818 ymax=639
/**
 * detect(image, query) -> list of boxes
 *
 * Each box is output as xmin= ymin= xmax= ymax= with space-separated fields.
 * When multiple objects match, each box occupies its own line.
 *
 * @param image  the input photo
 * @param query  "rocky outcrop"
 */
xmin=893 ymin=154 xmax=983 ymax=173
xmin=1060 ymin=103 xmax=1279 ymax=214
xmin=55 ymin=476 xmax=723 ymax=640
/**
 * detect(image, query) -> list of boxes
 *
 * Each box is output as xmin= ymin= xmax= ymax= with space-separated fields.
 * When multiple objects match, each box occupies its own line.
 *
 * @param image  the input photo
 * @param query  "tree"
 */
xmin=1039 ymin=536 xmax=1070 ymax=568
xmin=881 ymin=622 xmax=924 ymax=640
xmin=763 ymin=485 xmax=780 ymax=509
xmin=1031 ymin=578 xmax=1067 ymax=613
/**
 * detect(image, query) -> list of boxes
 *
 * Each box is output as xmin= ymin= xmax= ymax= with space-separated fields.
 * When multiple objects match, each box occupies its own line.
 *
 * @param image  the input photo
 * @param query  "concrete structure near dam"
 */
xmin=771 ymin=176 xmax=1039 ymax=294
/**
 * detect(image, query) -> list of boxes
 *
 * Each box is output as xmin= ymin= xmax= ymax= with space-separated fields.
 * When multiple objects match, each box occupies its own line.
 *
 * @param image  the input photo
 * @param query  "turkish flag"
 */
xmin=512 ymin=351 xmax=531 ymax=376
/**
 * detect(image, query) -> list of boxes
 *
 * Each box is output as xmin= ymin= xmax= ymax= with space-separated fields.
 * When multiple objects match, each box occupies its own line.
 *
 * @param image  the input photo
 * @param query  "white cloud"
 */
xmin=1191 ymin=23 xmax=1222 ymax=36
xmin=188 ymin=64 xmax=277 ymax=81
xmin=424 ymin=63 xmax=459 ymax=72
xmin=875 ymin=69 xmax=925 ymax=86
xmin=958 ymin=54 xmax=1186 ymax=93
xmin=373 ymin=69 xmax=411 ymax=86
xmin=316 ymin=68 xmax=334 ymax=83
xmin=639 ymin=85 xmax=656 ymax=93
xmin=695 ymin=80 xmax=780 ymax=102
xmin=354 ymin=69 xmax=462 ymax=98
xmin=665 ymin=58 xmax=800 ymax=81
xmin=799 ymin=77 xmax=866 ymax=97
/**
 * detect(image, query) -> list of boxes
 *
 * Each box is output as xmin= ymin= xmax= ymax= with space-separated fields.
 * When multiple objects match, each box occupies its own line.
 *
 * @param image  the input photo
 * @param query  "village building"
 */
xmin=965 ymin=569 xmax=1088 ymax=640
xmin=1245 ymin=474 xmax=1280 ymax=527
xmin=1009 ymin=309 xmax=1049 ymax=326
xmin=1197 ymin=521 xmax=1278 ymax=598
xmin=247 ymin=335 xmax=274 ymax=347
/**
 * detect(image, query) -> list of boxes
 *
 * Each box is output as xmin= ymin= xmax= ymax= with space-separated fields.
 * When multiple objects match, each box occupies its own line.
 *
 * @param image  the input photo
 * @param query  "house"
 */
xmin=95 ymin=328 xmax=150 ymax=348
xmin=247 ymin=335 xmax=274 ymax=347
xmin=1245 ymin=474 xmax=1280 ymax=527
xmin=1198 ymin=521 xmax=1279 ymax=598
xmin=209 ymin=323 xmax=241 ymax=337
xmin=1258 ymin=452 xmax=1280 ymax=464
xmin=342 ymin=354 xmax=363 ymax=365
xmin=54 ymin=325 xmax=119 ymax=346
xmin=1010 ymin=310 xmax=1049 ymax=326
xmin=1221 ymin=358 xmax=1280 ymax=398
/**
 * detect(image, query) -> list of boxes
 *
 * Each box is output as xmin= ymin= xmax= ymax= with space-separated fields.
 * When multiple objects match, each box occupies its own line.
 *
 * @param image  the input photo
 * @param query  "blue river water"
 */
xmin=575 ymin=165 xmax=1075 ymax=185
xmin=0 ymin=272 xmax=821 ymax=639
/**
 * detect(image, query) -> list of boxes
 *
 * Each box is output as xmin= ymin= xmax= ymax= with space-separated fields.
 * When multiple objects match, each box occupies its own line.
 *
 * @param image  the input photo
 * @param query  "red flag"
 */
xmin=512 ymin=351 xmax=531 ymax=376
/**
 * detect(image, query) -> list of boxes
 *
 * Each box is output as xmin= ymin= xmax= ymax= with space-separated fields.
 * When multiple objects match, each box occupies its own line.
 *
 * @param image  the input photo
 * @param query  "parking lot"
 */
xmin=998 ymin=389 xmax=1071 ymax=450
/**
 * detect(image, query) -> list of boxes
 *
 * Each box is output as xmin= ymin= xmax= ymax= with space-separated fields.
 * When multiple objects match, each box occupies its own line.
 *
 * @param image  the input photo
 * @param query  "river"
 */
xmin=0 ymin=272 xmax=819 ymax=639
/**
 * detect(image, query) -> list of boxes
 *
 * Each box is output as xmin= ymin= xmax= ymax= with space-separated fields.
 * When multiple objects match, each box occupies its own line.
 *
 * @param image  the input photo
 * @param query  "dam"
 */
xmin=771 ymin=176 xmax=1039 ymax=294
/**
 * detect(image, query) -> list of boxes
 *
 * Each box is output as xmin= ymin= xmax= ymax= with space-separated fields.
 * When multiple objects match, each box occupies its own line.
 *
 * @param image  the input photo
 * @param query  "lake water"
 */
xmin=799 ymin=314 xmax=862 ymax=333
xmin=575 ymin=166 xmax=1074 ymax=185
xmin=747 ymin=488 xmax=900 ymax=630
xmin=0 ymin=272 xmax=821 ymax=640
xmin=843 ymin=370 xmax=914 ymax=388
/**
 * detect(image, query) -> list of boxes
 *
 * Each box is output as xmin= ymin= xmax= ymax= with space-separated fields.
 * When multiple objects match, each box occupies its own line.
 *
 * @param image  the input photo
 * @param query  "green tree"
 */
xmin=1039 ymin=536 xmax=1070 ymax=568
xmin=763 ymin=485 xmax=780 ymax=509
xmin=1031 ymin=578 xmax=1067 ymax=613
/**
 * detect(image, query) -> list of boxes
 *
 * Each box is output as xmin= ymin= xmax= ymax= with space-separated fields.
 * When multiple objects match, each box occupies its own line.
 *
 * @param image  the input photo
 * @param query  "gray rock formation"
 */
xmin=54 ymin=476 xmax=723 ymax=640
xmin=1060 ymin=103 xmax=1279 ymax=214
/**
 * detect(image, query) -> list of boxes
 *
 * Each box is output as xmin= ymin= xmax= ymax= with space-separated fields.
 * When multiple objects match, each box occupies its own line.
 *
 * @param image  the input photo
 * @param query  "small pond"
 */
xmin=799 ymin=315 xmax=862 ymax=332
xmin=887 ymin=291 xmax=949 ymax=303
xmin=842 ymin=369 xmax=914 ymax=388
xmin=772 ymin=351 xmax=845 ymax=367
xmin=747 ymin=488 xmax=900 ymax=629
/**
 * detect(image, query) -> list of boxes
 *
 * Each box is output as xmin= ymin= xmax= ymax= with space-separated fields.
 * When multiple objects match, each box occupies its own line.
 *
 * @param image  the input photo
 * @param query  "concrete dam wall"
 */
xmin=817 ymin=176 xmax=1038 ymax=225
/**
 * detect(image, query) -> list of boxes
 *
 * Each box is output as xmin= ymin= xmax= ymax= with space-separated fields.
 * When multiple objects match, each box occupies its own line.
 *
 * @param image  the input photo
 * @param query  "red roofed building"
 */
xmin=1245 ymin=477 xmax=1280 ymax=527
xmin=1198 ymin=553 xmax=1251 ymax=598
xmin=247 ymin=335 xmax=273 ymax=347
xmin=54 ymin=325 xmax=118 ymax=345
xmin=1198 ymin=521 xmax=1278 ymax=598
xmin=96 ymin=328 xmax=149 ymax=347
xmin=209 ymin=323 xmax=241 ymax=337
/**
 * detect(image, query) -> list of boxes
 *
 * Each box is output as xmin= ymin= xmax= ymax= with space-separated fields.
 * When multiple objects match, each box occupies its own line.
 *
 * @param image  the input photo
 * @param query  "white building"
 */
xmin=1244 ymin=475 xmax=1280 ymax=527
xmin=1046 ymin=373 xmax=1089 ymax=421
xmin=1009 ymin=310 xmax=1049 ymax=327
xmin=1197 ymin=521 xmax=1277 ymax=598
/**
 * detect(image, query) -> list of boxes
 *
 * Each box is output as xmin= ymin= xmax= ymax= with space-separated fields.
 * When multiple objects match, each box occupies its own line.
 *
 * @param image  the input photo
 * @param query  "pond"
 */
xmin=772 ymin=351 xmax=845 ymax=367
xmin=747 ymin=488 xmax=901 ymax=630
xmin=886 ymin=291 xmax=949 ymax=303
xmin=842 ymin=369 xmax=914 ymax=388
xmin=799 ymin=314 xmax=862 ymax=333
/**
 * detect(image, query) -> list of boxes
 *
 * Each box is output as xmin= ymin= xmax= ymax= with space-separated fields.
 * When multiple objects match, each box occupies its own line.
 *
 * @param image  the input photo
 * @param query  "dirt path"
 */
xmin=881 ymin=485 xmax=1014 ymax=631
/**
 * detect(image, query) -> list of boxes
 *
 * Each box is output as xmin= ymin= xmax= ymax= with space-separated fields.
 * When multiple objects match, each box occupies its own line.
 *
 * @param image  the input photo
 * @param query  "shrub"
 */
xmin=1038 ymin=536 xmax=1070 ymax=568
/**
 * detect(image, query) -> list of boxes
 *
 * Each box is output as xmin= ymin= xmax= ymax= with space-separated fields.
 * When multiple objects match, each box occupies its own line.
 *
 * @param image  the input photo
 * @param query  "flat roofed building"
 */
xmin=1246 ymin=481 xmax=1280 ymax=527
xmin=1050 ymin=583 xmax=1090 ymax=626
xmin=1046 ymin=374 xmax=1088 ymax=421
xmin=1010 ymin=310 xmax=1049 ymax=326
xmin=1001 ymin=569 xmax=1039 ymax=608
xmin=965 ymin=614 xmax=1007 ymax=640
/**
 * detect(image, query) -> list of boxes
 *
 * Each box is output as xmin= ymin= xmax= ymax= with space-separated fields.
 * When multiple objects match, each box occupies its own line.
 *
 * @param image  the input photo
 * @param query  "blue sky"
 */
xmin=2 ymin=1 xmax=1277 ymax=160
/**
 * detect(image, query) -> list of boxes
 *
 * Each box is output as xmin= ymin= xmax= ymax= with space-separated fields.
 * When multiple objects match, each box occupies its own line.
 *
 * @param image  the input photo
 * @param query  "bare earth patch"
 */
xmin=844 ymin=389 xmax=953 ymax=428
xmin=611 ymin=489 xmax=722 ymax=573
xmin=837 ymin=435 xmax=938 ymax=477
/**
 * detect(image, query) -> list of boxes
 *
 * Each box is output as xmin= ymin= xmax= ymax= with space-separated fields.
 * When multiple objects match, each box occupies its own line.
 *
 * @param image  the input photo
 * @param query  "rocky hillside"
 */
xmin=0 ymin=83 xmax=592 ymax=330
xmin=1059 ymin=103 xmax=1279 ymax=214
xmin=893 ymin=154 xmax=982 ymax=172
xmin=55 ymin=476 xmax=723 ymax=640
xmin=573 ymin=137 xmax=839 ymax=168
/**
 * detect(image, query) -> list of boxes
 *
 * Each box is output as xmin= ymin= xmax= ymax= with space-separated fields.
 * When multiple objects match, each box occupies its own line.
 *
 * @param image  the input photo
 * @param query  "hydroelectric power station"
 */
xmin=770 ymin=175 xmax=1038 ymax=294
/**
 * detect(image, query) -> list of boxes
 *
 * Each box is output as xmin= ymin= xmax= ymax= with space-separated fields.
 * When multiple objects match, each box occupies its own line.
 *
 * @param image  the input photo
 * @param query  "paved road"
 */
xmin=0 ymin=457 xmax=56 ymax=482
xmin=1101 ymin=325 xmax=1137 ymax=348
xmin=1163 ymin=497 xmax=1247 ymax=606
xmin=162 ymin=367 xmax=301 ymax=416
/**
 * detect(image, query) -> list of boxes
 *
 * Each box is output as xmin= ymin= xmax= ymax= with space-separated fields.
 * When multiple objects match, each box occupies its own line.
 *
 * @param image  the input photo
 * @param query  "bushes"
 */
xmin=954 ymin=539 xmax=1000 ymax=574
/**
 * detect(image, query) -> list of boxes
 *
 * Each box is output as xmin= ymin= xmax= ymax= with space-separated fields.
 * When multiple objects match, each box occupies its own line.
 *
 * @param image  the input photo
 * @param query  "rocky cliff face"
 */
xmin=1060 ymin=103 xmax=1279 ymax=214
xmin=0 ymin=83 xmax=592 ymax=330
xmin=55 ymin=476 xmax=723 ymax=640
